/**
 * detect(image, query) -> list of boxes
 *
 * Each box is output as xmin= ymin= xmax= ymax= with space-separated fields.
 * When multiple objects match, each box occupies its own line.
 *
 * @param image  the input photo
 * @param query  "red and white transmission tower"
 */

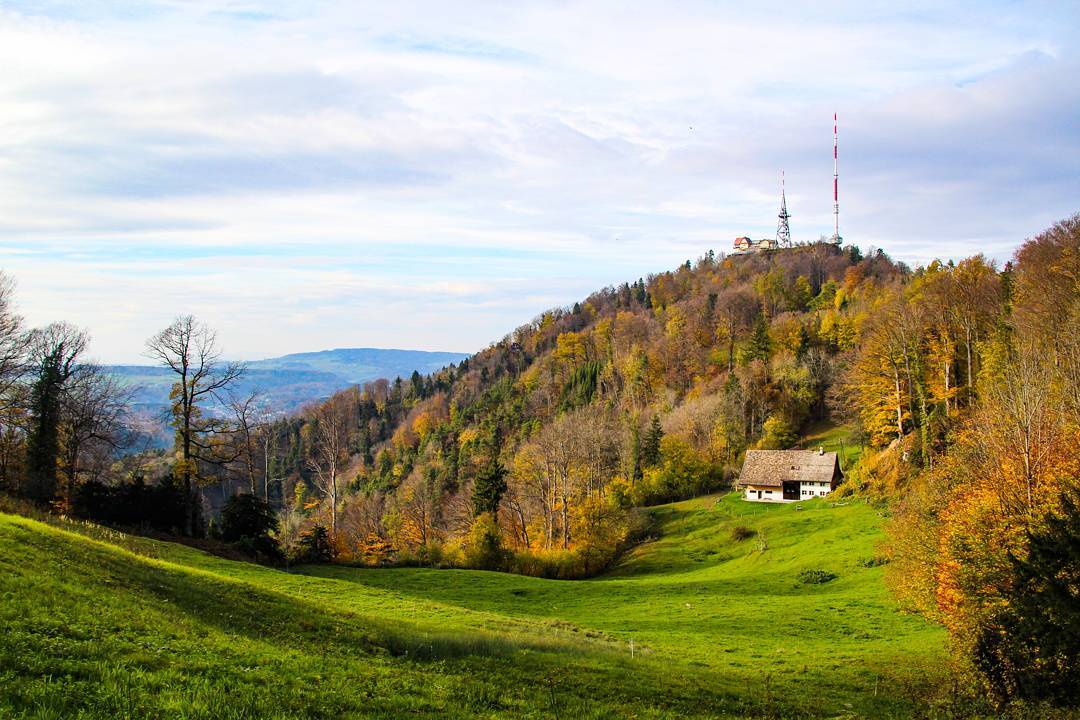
xmin=830 ymin=112 xmax=842 ymax=244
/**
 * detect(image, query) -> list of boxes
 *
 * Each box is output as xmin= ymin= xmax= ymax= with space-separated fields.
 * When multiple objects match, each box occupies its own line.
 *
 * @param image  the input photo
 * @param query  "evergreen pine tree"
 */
xmin=746 ymin=316 xmax=772 ymax=364
xmin=641 ymin=415 xmax=663 ymax=468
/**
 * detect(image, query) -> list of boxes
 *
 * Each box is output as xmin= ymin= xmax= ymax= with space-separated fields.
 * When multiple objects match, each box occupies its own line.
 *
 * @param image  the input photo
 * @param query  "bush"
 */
xmin=731 ymin=525 xmax=757 ymax=541
xmin=797 ymin=569 xmax=837 ymax=585
xmin=858 ymin=555 xmax=889 ymax=568
xmin=504 ymin=507 xmax=653 ymax=580
xmin=507 ymin=548 xmax=588 ymax=580
xmin=464 ymin=513 xmax=509 ymax=571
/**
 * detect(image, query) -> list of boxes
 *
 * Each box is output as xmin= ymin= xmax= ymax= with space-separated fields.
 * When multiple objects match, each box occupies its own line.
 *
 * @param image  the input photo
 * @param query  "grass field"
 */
xmin=0 ymin=493 xmax=944 ymax=718
xmin=798 ymin=421 xmax=864 ymax=471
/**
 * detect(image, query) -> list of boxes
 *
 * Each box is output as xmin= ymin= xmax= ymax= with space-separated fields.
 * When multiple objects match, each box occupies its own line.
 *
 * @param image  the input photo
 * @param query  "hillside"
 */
xmin=252 ymin=242 xmax=894 ymax=556
xmin=108 ymin=347 xmax=470 ymax=415
xmin=0 ymin=493 xmax=943 ymax=718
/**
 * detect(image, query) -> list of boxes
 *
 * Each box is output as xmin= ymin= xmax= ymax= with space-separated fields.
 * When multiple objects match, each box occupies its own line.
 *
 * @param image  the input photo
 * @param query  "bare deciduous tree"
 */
xmin=58 ymin=364 xmax=133 ymax=497
xmin=228 ymin=391 xmax=265 ymax=495
xmin=145 ymin=315 xmax=243 ymax=535
xmin=306 ymin=398 xmax=348 ymax=537
xmin=0 ymin=272 xmax=28 ymax=405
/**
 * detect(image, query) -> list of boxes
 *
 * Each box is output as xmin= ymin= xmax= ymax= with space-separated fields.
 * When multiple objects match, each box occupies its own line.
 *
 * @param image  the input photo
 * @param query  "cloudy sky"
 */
xmin=1 ymin=1 xmax=1078 ymax=362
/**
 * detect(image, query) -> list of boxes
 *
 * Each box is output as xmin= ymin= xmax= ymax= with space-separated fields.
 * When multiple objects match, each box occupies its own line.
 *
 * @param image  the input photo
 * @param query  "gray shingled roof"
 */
xmin=737 ymin=449 xmax=840 ymax=488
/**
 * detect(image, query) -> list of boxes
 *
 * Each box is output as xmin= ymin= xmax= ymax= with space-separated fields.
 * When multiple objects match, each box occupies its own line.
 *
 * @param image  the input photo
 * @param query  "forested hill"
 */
xmin=264 ymin=240 xmax=911 ymax=557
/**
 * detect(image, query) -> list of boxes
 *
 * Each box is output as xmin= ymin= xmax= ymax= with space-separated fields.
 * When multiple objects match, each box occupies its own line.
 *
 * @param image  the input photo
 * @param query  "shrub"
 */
xmin=464 ymin=513 xmax=509 ymax=571
xmin=797 ymin=569 xmax=837 ymax=585
xmin=507 ymin=548 xmax=587 ymax=580
xmin=858 ymin=555 xmax=889 ymax=568
xmin=731 ymin=525 xmax=757 ymax=541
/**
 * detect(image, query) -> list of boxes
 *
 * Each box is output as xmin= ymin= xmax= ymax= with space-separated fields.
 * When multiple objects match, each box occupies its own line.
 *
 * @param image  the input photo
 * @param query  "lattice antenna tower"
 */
xmin=776 ymin=170 xmax=792 ymax=247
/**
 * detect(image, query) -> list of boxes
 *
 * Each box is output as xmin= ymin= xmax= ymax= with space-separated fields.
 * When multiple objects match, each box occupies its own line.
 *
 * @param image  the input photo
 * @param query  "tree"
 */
xmin=306 ymin=398 xmax=348 ymax=538
xmin=228 ymin=392 xmax=264 ymax=494
xmin=25 ymin=323 xmax=88 ymax=502
xmin=0 ymin=272 xmax=27 ymax=405
xmin=744 ymin=315 xmax=772 ymax=366
xmin=387 ymin=468 xmax=440 ymax=549
xmin=57 ymin=364 xmax=132 ymax=502
xmin=758 ymin=415 xmax=797 ymax=449
xmin=472 ymin=452 xmax=507 ymax=517
xmin=0 ymin=274 xmax=26 ymax=492
xmin=295 ymin=524 xmax=333 ymax=563
xmin=220 ymin=492 xmax=277 ymax=542
xmin=974 ymin=486 xmax=1080 ymax=706
xmin=145 ymin=316 xmax=243 ymax=535
xmin=220 ymin=492 xmax=280 ymax=559
xmin=464 ymin=512 xmax=507 ymax=570
xmin=534 ymin=413 xmax=578 ymax=549
xmin=641 ymin=414 xmax=663 ymax=468
xmin=950 ymin=256 xmax=1000 ymax=399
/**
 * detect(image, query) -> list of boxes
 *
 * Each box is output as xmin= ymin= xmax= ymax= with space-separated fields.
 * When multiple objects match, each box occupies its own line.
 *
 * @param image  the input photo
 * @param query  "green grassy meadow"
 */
xmin=0 ymin=494 xmax=944 ymax=718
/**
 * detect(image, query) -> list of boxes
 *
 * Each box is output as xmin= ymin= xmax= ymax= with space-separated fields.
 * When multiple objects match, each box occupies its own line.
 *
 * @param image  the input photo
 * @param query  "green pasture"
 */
xmin=0 ymin=493 xmax=943 ymax=718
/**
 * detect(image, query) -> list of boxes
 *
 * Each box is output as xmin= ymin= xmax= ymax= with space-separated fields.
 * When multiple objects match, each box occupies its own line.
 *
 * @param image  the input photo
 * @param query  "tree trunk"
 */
xmin=944 ymin=360 xmax=951 ymax=414
xmin=894 ymin=366 xmax=904 ymax=438
xmin=965 ymin=323 xmax=973 ymax=400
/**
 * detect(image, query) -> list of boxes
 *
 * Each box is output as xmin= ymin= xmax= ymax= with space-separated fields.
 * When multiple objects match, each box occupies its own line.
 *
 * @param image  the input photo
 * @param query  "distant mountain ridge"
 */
xmin=107 ymin=347 xmax=471 ymax=416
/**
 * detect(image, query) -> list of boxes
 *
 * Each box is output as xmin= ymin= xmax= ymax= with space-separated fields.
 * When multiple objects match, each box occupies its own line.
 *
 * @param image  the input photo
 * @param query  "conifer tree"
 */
xmin=472 ymin=452 xmax=507 ymax=517
xmin=641 ymin=415 xmax=663 ymax=468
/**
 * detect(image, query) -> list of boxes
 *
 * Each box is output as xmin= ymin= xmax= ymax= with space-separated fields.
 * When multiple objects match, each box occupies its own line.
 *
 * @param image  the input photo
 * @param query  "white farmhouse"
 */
xmin=737 ymin=448 xmax=842 ymax=502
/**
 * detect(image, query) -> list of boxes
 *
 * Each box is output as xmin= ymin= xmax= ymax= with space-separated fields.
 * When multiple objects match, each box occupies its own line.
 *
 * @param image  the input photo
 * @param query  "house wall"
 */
xmin=743 ymin=485 xmax=786 ymax=502
xmin=796 ymin=480 xmax=832 ymax=500
xmin=743 ymin=481 xmax=833 ymax=502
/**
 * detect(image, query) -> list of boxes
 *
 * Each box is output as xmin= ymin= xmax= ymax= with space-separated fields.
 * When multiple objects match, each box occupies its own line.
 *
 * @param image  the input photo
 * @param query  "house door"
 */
xmin=756 ymin=490 xmax=762 ymax=499
xmin=782 ymin=481 xmax=799 ymax=501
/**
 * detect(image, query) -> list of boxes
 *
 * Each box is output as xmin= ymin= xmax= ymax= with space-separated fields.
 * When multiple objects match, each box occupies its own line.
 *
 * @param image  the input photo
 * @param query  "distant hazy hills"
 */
xmin=107 ymin=347 xmax=471 ymax=417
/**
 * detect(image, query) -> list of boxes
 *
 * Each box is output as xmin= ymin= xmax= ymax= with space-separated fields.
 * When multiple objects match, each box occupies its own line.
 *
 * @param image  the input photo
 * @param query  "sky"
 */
xmin=1 ymin=1 xmax=1078 ymax=363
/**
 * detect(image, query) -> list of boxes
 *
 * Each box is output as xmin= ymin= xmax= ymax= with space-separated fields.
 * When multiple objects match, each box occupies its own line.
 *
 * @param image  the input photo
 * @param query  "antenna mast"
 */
xmin=831 ymin=112 xmax=842 ymax=244
xmin=776 ymin=170 xmax=792 ymax=247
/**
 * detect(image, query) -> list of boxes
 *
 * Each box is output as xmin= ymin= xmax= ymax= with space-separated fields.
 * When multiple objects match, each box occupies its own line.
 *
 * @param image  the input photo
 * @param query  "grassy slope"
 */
xmin=798 ymin=421 xmax=864 ymax=471
xmin=0 ymin=495 xmax=943 ymax=719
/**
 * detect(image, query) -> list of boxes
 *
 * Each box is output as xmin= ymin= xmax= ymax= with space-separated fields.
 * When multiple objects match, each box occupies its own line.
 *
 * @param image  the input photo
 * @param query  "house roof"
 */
xmin=737 ymin=449 xmax=840 ymax=488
